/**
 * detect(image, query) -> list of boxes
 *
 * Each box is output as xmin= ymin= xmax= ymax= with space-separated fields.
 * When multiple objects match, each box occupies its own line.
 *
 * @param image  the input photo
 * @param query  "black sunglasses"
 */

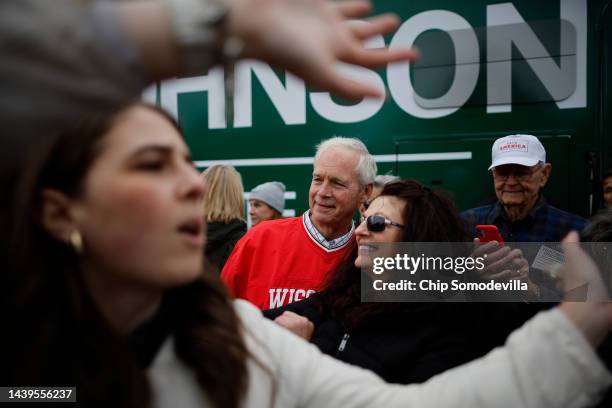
xmin=363 ymin=215 xmax=405 ymax=232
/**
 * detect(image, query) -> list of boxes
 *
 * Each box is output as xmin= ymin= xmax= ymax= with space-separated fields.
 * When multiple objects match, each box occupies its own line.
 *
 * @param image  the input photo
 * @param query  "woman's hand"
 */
xmin=274 ymin=311 xmax=315 ymax=341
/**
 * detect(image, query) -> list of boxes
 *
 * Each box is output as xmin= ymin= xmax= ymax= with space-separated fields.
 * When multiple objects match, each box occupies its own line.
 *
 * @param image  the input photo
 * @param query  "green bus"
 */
xmin=148 ymin=0 xmax=612 ymax=223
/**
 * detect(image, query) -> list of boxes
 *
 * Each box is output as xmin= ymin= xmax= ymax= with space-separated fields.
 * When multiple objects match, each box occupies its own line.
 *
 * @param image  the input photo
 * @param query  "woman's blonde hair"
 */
xmin=201 ymin=165 xmax=245 ymax=223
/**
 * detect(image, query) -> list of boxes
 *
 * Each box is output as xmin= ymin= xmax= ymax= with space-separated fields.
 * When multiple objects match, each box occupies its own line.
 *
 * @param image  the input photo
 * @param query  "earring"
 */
xmin=69 ymin=230 xmax=83 ymax=254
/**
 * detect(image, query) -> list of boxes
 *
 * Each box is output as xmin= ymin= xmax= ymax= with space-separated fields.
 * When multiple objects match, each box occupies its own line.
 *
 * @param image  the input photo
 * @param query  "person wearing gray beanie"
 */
xmin=249 ymin=181 xmax=286 ymax=227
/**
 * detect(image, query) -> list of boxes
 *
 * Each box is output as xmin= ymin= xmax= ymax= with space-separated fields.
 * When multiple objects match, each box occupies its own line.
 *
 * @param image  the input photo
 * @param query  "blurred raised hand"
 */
xmin=226 ymin=0 xmax=418 ymax=99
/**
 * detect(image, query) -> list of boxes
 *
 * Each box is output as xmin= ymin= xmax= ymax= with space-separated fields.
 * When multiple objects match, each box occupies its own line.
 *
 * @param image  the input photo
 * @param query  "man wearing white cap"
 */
xmin=462 ymin=134 xmax=585 ymax=300
xmin=486 ymin=134 xmax=551 ymax=221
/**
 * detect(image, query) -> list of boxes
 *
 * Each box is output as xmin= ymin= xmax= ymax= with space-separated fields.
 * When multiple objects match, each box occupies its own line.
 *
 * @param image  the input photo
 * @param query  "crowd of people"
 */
xmin=2 ymin=0 xmax=612 ymax=407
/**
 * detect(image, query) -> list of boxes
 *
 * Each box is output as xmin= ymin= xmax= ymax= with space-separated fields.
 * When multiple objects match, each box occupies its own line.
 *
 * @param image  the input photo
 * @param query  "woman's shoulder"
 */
xmin=233 ymin=299 xmax=291 ymax=345
xmin=149 ymin=338 xmax=213 ymax=408
xmin=233 ymin=299 xmax=264 ymax=323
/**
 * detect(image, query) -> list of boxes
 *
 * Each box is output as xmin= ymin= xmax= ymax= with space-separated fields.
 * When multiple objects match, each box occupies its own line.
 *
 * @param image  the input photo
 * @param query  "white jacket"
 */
xmin=150 ymin=300 xmax=611 ymax=408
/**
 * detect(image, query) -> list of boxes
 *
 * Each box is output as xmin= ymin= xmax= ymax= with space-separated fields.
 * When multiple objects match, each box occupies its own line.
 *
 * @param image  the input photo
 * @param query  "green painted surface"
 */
xmin=159 ymin=0 xmax=609 ymax=218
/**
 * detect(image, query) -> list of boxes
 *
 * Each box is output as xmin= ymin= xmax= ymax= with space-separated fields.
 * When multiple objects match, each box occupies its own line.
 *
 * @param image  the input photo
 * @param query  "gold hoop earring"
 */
xmin=69 ymin=230 xmax=83 ymax=254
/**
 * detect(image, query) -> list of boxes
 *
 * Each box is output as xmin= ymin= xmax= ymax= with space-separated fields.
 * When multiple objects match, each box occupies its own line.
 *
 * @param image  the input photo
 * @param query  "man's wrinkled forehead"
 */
xmin=313 ymin=150 xmax=359 ymax=181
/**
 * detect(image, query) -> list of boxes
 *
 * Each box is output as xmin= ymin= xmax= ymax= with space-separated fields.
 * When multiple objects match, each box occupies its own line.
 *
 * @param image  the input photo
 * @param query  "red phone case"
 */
xmin=475 ymin=224 xmax=505 ymax=246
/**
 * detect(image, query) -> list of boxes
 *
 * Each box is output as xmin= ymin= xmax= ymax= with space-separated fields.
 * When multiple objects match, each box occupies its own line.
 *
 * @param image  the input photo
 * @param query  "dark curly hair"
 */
xmin=317 ymin=179 xmax=469 ymax=329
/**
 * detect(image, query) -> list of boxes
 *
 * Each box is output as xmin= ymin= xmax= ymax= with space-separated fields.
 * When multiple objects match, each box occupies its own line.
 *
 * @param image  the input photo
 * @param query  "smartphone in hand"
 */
xmin=476 ymin=224 xmax=505 ymax=246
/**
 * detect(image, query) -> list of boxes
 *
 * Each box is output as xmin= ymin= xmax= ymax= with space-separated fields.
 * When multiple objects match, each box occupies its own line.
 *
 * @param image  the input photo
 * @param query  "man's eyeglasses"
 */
xmin=361 ymin=215 xmax=405 ymax=232
xmin=492 ymin=164 xmax=542 ymax=182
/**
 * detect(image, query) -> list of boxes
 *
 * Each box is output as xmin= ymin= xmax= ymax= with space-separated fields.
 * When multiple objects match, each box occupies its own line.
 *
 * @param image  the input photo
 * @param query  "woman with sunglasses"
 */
xmin=2 ymin=105 xmax=610 ymax=407
xmin=265 ymin=179 xmax=499 ymax=383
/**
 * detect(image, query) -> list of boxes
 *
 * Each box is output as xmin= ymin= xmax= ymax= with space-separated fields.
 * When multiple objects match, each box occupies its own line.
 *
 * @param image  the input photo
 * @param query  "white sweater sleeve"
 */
xmin=235 ymin=300 xmax=611 ymax=408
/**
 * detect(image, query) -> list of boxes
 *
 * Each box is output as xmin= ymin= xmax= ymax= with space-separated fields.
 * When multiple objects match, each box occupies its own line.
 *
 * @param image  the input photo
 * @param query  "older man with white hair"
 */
xmin=222 ymin=137 xmax=375 ymax=309
xmin=462 ymin=134 xmax=586 ymax=301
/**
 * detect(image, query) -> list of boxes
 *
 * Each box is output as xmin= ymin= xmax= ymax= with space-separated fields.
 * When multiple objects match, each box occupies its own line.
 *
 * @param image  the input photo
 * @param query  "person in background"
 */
xmin=221 ymin=137 xmax=374 ymax=309
xmin=248 ymin=181 xmax=285 ymax=227
xmin=266 ymin=180 xmax=490 ymax=384
xmin=371 ymin=175 xmax=400 ymax=200
xmin=201 ymin=165 xmax=247 ymax=272
xmin=2 ymin=101 xmax=612 ymax=408
xmin=462 ymin=134 xmax=586 ymax=301
xmin=582 ymin=209 xmax=612 ymax=244
xmin=360 ymin=174 xmax=399 ymax=214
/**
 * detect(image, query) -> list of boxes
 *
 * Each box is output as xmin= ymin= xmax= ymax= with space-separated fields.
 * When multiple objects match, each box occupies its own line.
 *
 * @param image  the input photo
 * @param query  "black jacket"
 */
xmin=264 ymin=295 xmax=497 ymax=384
xmin=205 ymin=219 xmax=246 ymax=273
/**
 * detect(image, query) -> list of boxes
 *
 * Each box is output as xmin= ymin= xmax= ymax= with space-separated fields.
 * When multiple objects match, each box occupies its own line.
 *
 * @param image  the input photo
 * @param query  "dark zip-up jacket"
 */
xmin=205 ymin=219 xmax=247 ymax=273
xmin=264 ymin=295 xmax=494 ymax=384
